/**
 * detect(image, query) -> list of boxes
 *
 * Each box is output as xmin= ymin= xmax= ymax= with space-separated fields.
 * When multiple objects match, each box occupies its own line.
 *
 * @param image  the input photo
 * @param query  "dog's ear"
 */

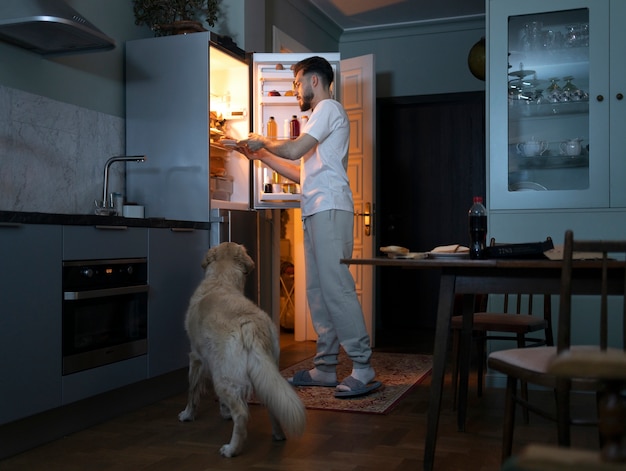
xmin=201 ymin=246 xmax=217 ymax=269
xmin=236 ymin=244 xmax=255 ymax=274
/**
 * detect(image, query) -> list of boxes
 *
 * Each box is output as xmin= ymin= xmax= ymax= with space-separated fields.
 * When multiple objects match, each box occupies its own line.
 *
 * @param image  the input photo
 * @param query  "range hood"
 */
xmin=0 ymin=0 xmax=115 ymax=55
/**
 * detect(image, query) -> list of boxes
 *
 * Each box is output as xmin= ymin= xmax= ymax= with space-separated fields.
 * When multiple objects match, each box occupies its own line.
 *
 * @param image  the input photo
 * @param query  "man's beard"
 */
xmin=299 ymin=90 xmax=314 ymax=112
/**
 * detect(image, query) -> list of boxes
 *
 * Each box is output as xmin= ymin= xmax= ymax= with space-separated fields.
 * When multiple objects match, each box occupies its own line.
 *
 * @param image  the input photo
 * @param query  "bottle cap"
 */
xmin=473 ymin=196 xmax=483 ymax=203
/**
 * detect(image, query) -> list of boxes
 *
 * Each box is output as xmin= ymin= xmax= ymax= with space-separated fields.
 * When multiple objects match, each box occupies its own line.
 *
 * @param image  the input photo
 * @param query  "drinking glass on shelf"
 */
xmin=561 ymin=76 xmax=578 ymax=101
xmin=547 ymin=77 xmax=561 ymax=102
xmin=534 ymin=88 xmax=548 ymax=105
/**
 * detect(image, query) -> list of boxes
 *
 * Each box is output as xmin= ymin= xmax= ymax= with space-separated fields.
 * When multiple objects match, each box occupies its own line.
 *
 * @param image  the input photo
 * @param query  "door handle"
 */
xmin=355 ymin=202 xmax=372 ymax=236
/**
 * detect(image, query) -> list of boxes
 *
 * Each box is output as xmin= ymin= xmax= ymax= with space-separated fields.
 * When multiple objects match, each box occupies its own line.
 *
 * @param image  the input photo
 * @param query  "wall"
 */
xmin=339 ymin=18 xmax=486 ymax=97
xmin=0 ymin=85 xmax=126 ymax=214
xmin=266 ymin=0 xmax=342 ymax=52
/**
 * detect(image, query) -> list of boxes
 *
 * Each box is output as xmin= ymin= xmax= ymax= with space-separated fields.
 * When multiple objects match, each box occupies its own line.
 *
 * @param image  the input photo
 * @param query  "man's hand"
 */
xmin=238 ymin=133 xmax=265 ymax=152
xmin=235 ymin=141 xmax=262 ymax=160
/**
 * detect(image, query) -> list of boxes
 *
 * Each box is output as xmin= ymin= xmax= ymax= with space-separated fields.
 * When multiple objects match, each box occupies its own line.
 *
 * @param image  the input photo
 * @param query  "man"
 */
xmin=237 ymin=56 xmax=380 ymax=398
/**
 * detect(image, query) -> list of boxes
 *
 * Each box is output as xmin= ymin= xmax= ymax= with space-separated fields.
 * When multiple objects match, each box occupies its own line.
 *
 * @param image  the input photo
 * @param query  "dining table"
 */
xmin=340 ymin=254 xmax=626 ymax=471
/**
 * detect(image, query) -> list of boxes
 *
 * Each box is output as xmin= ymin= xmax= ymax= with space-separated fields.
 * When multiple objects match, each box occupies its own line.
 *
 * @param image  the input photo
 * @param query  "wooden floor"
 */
xmin=0 ymin=330 xmax=599 ymax=471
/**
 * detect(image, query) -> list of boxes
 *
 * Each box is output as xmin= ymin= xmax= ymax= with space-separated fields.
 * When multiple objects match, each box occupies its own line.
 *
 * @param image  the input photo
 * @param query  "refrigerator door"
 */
xmin=250 ymin=52 xmax=341 ymax=209
xmin=126 ymin=33 xmax=251 ymax=222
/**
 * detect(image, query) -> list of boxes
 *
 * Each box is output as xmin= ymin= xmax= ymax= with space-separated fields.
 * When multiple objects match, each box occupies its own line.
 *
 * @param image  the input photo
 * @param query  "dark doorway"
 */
xmin=375 ymin=91 xmax=486 ymax=347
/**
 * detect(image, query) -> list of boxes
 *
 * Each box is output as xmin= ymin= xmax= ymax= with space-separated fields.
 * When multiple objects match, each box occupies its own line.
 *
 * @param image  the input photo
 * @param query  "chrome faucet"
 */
xmin=95 ymin=155 xmax=146 ymax=214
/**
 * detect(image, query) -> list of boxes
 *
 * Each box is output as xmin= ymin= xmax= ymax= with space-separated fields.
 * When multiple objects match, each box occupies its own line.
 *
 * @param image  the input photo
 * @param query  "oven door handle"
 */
xmin=63 ymin=284 xmax=149 ymax=301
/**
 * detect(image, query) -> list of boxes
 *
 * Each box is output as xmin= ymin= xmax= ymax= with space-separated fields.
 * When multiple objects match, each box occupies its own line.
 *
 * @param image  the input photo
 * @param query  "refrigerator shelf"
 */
xmin=260 ymin=97 xmax=300 ymax=105
xmin=260 ymin=192 xmax=301 ymax=202
xmin=259 ymin=69 xmax=295 ymax=78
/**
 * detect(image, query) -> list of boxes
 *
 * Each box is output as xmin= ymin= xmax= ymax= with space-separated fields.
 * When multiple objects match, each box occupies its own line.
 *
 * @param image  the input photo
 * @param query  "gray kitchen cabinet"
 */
xmin=488 ymin=0 xmax=626 ymax=229
xmin=485 ymin=0 xmax=626 ymax=368
xmin=63 ymin=225 xmax=148 ymax=260
xmin=147 ymin=227 xmax=209 ymax=377
xmin=0 ymin=224 xmax=62 ymax=425
xmin=60 ymin=225 xmax=150 ymax=404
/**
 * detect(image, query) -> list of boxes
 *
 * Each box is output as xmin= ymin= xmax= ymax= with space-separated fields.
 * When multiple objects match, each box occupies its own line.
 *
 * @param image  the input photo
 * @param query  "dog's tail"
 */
xmin=247 ymin=343 xmax=306 ymax=437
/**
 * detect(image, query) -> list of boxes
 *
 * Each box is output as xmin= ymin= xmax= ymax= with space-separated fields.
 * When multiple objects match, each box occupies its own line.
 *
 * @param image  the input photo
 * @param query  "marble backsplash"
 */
xmin=0 ymin=85 xmax=128 ymax=215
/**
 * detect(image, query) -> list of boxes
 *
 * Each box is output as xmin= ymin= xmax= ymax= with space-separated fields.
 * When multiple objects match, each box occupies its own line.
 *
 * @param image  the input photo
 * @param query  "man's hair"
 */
xmin=293 ymin=56 xmax=334 ymax=88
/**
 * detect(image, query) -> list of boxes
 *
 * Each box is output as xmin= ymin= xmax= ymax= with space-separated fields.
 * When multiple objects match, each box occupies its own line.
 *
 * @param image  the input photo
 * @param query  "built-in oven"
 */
xmin=62 ymin=258 xmax=149 ymax=375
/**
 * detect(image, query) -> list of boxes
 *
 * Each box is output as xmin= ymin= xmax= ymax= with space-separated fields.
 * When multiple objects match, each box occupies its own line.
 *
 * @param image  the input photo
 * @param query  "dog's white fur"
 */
xmin=178 ymin=242 xmax=306 ymax=457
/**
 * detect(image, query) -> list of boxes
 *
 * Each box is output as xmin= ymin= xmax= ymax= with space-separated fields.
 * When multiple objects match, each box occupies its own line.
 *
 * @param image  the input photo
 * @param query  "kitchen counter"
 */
xmin=0 ymin=210 xmax=210 ymax=229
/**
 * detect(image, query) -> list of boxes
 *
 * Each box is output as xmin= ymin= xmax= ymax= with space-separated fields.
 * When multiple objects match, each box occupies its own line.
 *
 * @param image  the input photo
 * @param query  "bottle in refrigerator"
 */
xmin=283 ymin=118 xmax=290 ymax=139
xmin=266 ymin=116 xmax=277 ymax=139
xmin=290 ymin=115 xmax=300 ymax=139
xmin=468 ymin=196 xmax=487 ymax=259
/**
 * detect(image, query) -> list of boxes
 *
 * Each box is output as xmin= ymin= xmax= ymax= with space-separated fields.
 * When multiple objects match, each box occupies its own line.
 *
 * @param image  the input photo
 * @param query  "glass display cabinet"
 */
xmin=488 ymin=0 xmax=626 ymax=211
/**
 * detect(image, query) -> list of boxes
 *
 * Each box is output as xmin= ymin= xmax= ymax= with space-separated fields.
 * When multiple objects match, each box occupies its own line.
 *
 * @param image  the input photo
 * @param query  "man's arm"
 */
xmin=236 ymin=146 xmax=301 ymax=183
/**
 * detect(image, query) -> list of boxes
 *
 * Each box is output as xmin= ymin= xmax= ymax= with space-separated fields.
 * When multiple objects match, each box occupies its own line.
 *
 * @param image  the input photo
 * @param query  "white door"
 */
xmin=341 ymin=54 xmax=376 ymax=345
xmin=292 ymin=54 xmax=376 ymax=345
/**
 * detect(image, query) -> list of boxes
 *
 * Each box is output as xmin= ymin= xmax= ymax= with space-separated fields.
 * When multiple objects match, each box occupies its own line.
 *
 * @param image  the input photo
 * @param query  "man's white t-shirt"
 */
xmin=299 ymin=98 xmax=353 ymax=217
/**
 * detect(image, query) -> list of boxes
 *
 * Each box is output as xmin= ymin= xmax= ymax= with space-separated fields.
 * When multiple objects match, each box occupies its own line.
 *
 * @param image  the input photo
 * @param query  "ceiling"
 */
xmin=307 ymin=0 xmax=485 ymax=32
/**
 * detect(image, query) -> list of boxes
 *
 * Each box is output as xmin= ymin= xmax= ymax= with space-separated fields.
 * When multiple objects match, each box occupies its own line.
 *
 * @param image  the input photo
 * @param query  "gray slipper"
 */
xmin=334 ymin=376 xmax=382 ymax=398
xmin=288 ymin=370 xmax=338 ymax=387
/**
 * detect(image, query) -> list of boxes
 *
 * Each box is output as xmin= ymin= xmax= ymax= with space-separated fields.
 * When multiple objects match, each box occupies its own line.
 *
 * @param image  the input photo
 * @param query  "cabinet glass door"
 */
xmin=489 ymin=0 xmax=610 ymax=210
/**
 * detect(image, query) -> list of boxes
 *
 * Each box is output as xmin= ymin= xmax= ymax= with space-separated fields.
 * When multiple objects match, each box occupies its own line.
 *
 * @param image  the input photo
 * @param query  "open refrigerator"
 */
xmin=125 ymin=33 xmax=339 ymax=331
xmin=126 ymin=34 xmax=339 ymax=219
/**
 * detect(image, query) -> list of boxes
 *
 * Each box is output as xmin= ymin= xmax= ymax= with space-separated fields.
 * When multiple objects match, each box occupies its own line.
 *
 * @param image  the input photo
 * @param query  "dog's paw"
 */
xmin=178 ymin=408 xmax=195 ymax=422
xmin=219 ymin=444 xmax=238 ymax=457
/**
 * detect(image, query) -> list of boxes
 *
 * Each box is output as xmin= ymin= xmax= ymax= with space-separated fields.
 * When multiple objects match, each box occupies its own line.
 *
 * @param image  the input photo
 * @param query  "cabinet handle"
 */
xmin=617 ymin=93 xmax=624 ymax=101
xmin=597 ymin=95 xmax=604 ymax=102
xmin=64 ymin=284 xmax=149 ymax=301
xmin=170 ymin=227 xmax=195 ymax=233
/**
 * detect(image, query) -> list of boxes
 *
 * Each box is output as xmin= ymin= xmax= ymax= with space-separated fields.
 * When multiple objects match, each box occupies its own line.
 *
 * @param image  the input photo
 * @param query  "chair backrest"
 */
xmin=490 ymin=236 xmax=551 ymax=320
xmin=557 ymin=229 xmax=626 ymax=354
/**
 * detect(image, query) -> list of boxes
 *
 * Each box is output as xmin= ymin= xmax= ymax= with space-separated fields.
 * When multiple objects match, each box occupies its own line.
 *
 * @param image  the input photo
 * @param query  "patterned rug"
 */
xmin=276 ymin=352 xmax=432 ymax=415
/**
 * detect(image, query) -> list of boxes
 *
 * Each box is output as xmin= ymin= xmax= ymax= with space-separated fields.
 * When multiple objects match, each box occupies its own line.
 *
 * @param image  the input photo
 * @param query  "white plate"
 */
xmin=509 ymin=181 xmax=548 ymax=191
xmin=427 ymin=252 xmax=470 ymax=259
xmin=220 ymin=139 xmax=238 ymax=148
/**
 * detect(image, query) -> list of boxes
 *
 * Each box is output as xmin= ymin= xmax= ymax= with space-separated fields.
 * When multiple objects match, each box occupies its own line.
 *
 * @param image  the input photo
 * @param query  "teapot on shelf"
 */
xmin=559 ymin=138 xmax=583 ymax=156
xmin=517 ymin=139 xmax=548 ymax=157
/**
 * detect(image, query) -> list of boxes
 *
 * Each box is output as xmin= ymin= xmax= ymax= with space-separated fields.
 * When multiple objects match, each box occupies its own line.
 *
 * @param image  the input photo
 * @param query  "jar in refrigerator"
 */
xmin=266 ymin=116 xmax=277 ymax=139
xmin=289 ymin=115 xmax=300 ymax=139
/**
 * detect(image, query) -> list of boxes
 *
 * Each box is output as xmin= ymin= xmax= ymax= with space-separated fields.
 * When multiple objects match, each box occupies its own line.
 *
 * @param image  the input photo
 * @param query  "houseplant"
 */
xmin=133 ymin=0 xmax=220 ymax=36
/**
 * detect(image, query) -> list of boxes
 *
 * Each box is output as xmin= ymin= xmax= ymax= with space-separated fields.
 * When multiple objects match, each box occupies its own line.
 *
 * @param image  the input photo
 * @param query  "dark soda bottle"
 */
xmin=468 ymin=196 xmax=487 ymax=259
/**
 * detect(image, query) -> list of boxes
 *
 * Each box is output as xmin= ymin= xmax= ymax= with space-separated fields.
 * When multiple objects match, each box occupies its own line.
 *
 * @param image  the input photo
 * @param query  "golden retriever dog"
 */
xmin=178 ymin=242 xmax=306 ymax=457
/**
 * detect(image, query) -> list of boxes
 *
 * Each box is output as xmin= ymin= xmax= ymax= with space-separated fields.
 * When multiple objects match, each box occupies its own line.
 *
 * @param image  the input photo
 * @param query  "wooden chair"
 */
xmin=501 ymin=350 xmax=626 ymax=470
xmin=450 ymin=241 xmax=554 ymax=411
xmin=488 ymin=229 xmax=626 ymax=462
